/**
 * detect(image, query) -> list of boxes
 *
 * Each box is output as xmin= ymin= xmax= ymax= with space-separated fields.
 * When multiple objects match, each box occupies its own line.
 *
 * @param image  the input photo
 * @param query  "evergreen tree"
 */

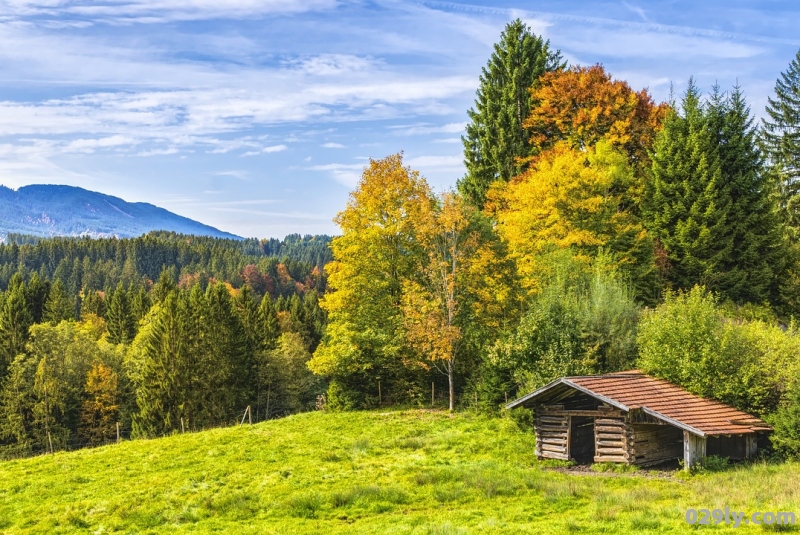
xmin=80 ymin=289 xmax=105 ymax=318
xmin=712 ymin=85 xmax=785 ymax=304
xmin=106 ymin=284 xmax=135 ymax=345
xmin=761 ymin=48 xmax=800 ymax=229
xmin=130 ymin=291 xmax=190 ymax=437
xmin=25 ymin=273 xmax=49 ymax=324
xmin=0 ymin=283 xmax=32 ymax=379
xmin=43 ymin=279 xmax=75 ymax=325
xmin=258 ymin=293 xmax=280 ymax=350
xmin=458 ymin=19 xmax=564 ymax=208
xmin=645 ymin=81 xmax=784 ymax=304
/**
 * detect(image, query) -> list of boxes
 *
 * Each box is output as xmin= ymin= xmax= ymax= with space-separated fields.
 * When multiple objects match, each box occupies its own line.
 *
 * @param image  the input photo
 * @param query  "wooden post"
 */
xmin=505 ymin=392 xmax=508 ymax=404
xmin=378 ymin=381 xmax=382 ymax=406
xmin=248 ymin=405 xmax=252 ymax=425
xmin=431 ymin=382 xmax=435 ymax=407
xmin=240 ymin=406 xmax=250 ymax=426
xmin=683 ymin=431 xmax=706 ymax=471
xmin=116 ymin=422 xmax=120 ymax=444
xmin=181 ymin=417 xmax=185 ymax=434
xmin=47 ymin=431 xmax=53 ymax=454
xmin=745 ymin=434 xmax=757 ymax=459
xmin=475 ymin=391 xmax=478 ymax=406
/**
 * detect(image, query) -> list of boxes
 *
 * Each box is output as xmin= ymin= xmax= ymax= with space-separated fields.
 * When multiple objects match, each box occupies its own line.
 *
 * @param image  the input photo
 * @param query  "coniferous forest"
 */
xmin=3 ymin=19 xmax=800 ymax=461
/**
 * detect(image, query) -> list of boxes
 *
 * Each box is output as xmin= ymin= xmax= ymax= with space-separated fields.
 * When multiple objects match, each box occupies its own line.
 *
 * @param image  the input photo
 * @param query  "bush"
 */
xmin=490 ymin=251 xmax=640 ymax=392
xmin=769 ymin=386 xmax=800 ymax=459
xmin=637 ymin=286 xmax=798 ymax=416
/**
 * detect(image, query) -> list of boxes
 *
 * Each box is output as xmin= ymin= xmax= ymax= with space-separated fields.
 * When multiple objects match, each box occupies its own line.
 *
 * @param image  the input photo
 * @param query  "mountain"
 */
xmin=0 ymin=184 xmax=241 ymax=240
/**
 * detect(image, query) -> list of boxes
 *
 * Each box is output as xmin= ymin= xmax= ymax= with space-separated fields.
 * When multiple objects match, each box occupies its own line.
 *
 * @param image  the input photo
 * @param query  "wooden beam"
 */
xmin=683 ymin=431 xmax=706 ymax=471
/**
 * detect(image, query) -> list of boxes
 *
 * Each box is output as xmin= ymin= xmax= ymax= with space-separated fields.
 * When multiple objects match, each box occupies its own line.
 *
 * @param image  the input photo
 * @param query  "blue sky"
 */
xmin=0 ymin=0 xmax=797 ymax=238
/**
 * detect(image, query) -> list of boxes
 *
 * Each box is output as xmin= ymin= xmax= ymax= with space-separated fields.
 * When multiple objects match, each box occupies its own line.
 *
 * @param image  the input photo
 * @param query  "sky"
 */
xmin=0 ymin=0 xmax=798 ymax=239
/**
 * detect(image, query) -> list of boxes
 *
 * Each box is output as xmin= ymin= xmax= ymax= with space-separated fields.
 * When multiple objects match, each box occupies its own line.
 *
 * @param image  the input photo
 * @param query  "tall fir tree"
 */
xmin=458 ymin=19 xmax=564 ymax=208
xmin=25 ymin=273 xmax=49 ymax=325
xmin=645 ymin=81 xmax=730 ymax=294
xmin=0 ymin=283 xmax=33 ymax=379
xmin=645 ymin=81 xmax=784 ymax=304
xmin=106 ymin=283 xmax=136 ymax=345
xmin=43 ymin=279 xmax=75 ymax=325
xmin=258 ymin=293 xmax=280 ymax=351
xmin=761 ymin=48 xmax=800 ymax=230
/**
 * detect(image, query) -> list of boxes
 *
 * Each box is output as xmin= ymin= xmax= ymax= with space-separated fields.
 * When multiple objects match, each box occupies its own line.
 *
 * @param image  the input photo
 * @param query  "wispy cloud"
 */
xmin=322 ymin=142 xmax=346 ymax=148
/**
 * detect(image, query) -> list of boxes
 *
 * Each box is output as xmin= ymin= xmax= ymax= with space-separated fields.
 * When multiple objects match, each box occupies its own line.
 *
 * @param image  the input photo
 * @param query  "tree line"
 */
xmin=0 ymin=234 xmax=328 ymax=457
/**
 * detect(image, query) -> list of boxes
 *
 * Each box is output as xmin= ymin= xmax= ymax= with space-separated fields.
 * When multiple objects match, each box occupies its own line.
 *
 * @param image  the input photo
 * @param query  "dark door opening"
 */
xmin=570 ymin=416 xmax=595 ymax=464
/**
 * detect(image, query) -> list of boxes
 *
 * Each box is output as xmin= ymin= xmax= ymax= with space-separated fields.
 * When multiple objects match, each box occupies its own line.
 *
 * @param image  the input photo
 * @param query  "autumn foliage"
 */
xmin=525 ymin=64 xmax=668 ymax=167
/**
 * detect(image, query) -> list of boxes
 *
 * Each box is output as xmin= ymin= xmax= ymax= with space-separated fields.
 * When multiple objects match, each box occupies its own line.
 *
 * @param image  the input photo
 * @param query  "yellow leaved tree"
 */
xmin=498 ymin=140 xmax=655 ymax=297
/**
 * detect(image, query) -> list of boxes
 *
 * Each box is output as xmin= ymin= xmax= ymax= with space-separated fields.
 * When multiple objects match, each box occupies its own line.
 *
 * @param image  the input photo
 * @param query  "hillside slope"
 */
xmin=0 ymin=184 xmax=240 ymax=239
xmin=0 ymin=410 xmax=797 ymax=534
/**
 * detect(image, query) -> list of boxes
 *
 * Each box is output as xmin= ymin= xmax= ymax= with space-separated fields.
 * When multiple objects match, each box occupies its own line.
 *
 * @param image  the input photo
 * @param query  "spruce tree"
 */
xmin=25 ymin=273 xmax=49 ymax=324
xmin=106 ymin=284 xmax=135 ymax=345
xmin=761 ymin=48 xmax=800 ymax=229
xmin=646 ymin=81 xmax=784 ymax=304
xmin=0 ymin=283 xmax=32 ymax=379
xmin=258 ymin=293 xmax=280 ymax=351
xmin=43 ymin=279 xmax=75 ymax=325
xmin=713 ymin=85 xmax=785 ymax=304
xmin=458 ymin=19 xmax=564 ymax=208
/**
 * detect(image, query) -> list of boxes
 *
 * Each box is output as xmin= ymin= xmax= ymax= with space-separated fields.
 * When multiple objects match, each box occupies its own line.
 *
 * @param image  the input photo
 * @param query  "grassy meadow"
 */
xmin=0 ymin=409 xmax=798 ymax=534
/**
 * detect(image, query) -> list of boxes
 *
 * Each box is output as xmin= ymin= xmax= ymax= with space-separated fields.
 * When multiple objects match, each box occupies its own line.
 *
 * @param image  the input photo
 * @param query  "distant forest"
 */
xmin=0 ymin=232 xmax=332 ymax=456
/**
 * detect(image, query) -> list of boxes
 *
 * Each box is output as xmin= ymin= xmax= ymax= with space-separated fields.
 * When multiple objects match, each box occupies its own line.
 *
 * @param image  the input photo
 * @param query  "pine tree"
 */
xmin=458 ymin=19 xmax=564 ymax=208
xmin=645 ymin=80 xmax=731 ymax=293
xmin=0 ymin=283 xmax=33 ymax=379
xmin=131 ymin=290 xmax=189 ymax=436
xmin=712 ymin=85 xmax=785 ymax=304
xmin=106 ymin=283 xmax=135 ymax=345
xmin=25 ymin=273 xmax=49 ymax=324
xmin=761 ymin=48 xmax=800 ymax=229
xmin=258 ymin=293 xmax=280 ymax=351
xmin=43 ymin=279 xmax=75 ymax=325
xmin=645 ymin=81 xmax=784 ymax=304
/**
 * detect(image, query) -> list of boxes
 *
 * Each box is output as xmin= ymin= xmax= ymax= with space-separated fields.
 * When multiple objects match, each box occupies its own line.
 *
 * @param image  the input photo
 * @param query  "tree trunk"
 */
xmin=448 ymin=360 xmax=455 ymax=412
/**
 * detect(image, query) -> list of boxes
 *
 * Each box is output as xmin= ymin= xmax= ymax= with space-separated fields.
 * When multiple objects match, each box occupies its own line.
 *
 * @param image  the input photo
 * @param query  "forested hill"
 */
xmin=0 ymin=231 xmax=333 ymax=293
xmin=0 ymin=184 xmax=240 ymax=239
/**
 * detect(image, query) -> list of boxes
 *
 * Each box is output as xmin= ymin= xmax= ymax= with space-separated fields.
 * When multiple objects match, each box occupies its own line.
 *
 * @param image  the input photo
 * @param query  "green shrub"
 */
xmin=769 ymin=386 xmax=800 ymax=459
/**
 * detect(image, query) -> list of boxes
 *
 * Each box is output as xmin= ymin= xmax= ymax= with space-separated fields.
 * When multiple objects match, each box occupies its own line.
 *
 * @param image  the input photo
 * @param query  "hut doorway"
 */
xmin=569 ymin=416 xmax=595 ymax=464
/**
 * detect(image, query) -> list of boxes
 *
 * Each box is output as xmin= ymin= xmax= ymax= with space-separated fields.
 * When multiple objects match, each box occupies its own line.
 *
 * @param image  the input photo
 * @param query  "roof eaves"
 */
xmin=641 ymin=407 xmax=705 ymax=437
xmin=505 ymin=377 xmax=568 ymax=410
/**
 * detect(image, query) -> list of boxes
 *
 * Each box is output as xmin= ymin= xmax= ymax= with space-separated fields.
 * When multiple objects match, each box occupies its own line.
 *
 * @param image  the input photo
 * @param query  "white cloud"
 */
xmin=242 ymin=144 xmax=288 ymax=156
xmin=0 ymin=0 xmax=338 ymax=23
xmin=322 ymin=142 xmax=345 ymax=148
xmin=306 ymin=162 xmax=364 ymax=187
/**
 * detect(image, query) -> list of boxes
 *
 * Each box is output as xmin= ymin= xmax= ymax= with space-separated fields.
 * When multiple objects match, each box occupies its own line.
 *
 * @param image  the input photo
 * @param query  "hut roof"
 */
xmin=506 ymin=370 xmax=772 ymax=437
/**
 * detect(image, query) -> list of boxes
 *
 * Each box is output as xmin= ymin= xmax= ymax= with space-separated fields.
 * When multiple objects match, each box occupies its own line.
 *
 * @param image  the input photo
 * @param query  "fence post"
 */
xmin=431 ymin=382 xmax=435 ymax=407
xmin=47 ymin=431 xmax=53 ymax=454
xmin=378 ymin=381 xmax=382 ymax=406
xmin=181 ymin=417 xmax=185 ymax=434
xmin=248 ymin=405 xmax=252 ymax=425
xmin=116 ymin=422 xmax=120 ymax=444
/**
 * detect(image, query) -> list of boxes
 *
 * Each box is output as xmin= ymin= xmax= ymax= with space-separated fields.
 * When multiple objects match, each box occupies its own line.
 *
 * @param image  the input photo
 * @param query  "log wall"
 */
xmin=630 ymin=423 xmax=683 ymax=466
xmin=592 ymin=416 xmax=630 ymax=463
xmin=534 ymin=413 xmax=570 ymax=460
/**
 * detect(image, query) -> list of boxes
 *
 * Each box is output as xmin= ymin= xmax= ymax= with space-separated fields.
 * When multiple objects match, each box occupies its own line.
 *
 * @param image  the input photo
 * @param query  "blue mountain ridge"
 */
xmin=0 ymin=184 xmax=241 ymax=240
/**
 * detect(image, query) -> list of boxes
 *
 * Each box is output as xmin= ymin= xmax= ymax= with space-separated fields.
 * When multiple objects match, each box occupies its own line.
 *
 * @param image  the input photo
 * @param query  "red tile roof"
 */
xmin=511 ymin=370 xmax=772 ymax=437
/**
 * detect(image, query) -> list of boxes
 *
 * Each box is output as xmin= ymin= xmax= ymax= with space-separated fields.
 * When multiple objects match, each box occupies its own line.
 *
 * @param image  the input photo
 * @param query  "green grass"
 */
xmin=0 ymin=409 xmax=798 ymax=533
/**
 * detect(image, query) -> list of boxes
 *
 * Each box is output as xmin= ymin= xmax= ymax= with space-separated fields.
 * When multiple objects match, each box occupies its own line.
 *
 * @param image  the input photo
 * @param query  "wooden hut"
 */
xmin=506 ymin=371 xmax=772 ymax=470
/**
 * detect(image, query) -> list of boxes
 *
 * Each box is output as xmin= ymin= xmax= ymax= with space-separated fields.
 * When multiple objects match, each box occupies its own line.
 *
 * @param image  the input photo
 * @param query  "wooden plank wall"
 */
xmin=534 ymin=414 xmax=570 ymax=460
xmin=593 ymin=416 xmax=630 ymax=463
xmin=630 ymin=424 xmax=683 ymax=466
